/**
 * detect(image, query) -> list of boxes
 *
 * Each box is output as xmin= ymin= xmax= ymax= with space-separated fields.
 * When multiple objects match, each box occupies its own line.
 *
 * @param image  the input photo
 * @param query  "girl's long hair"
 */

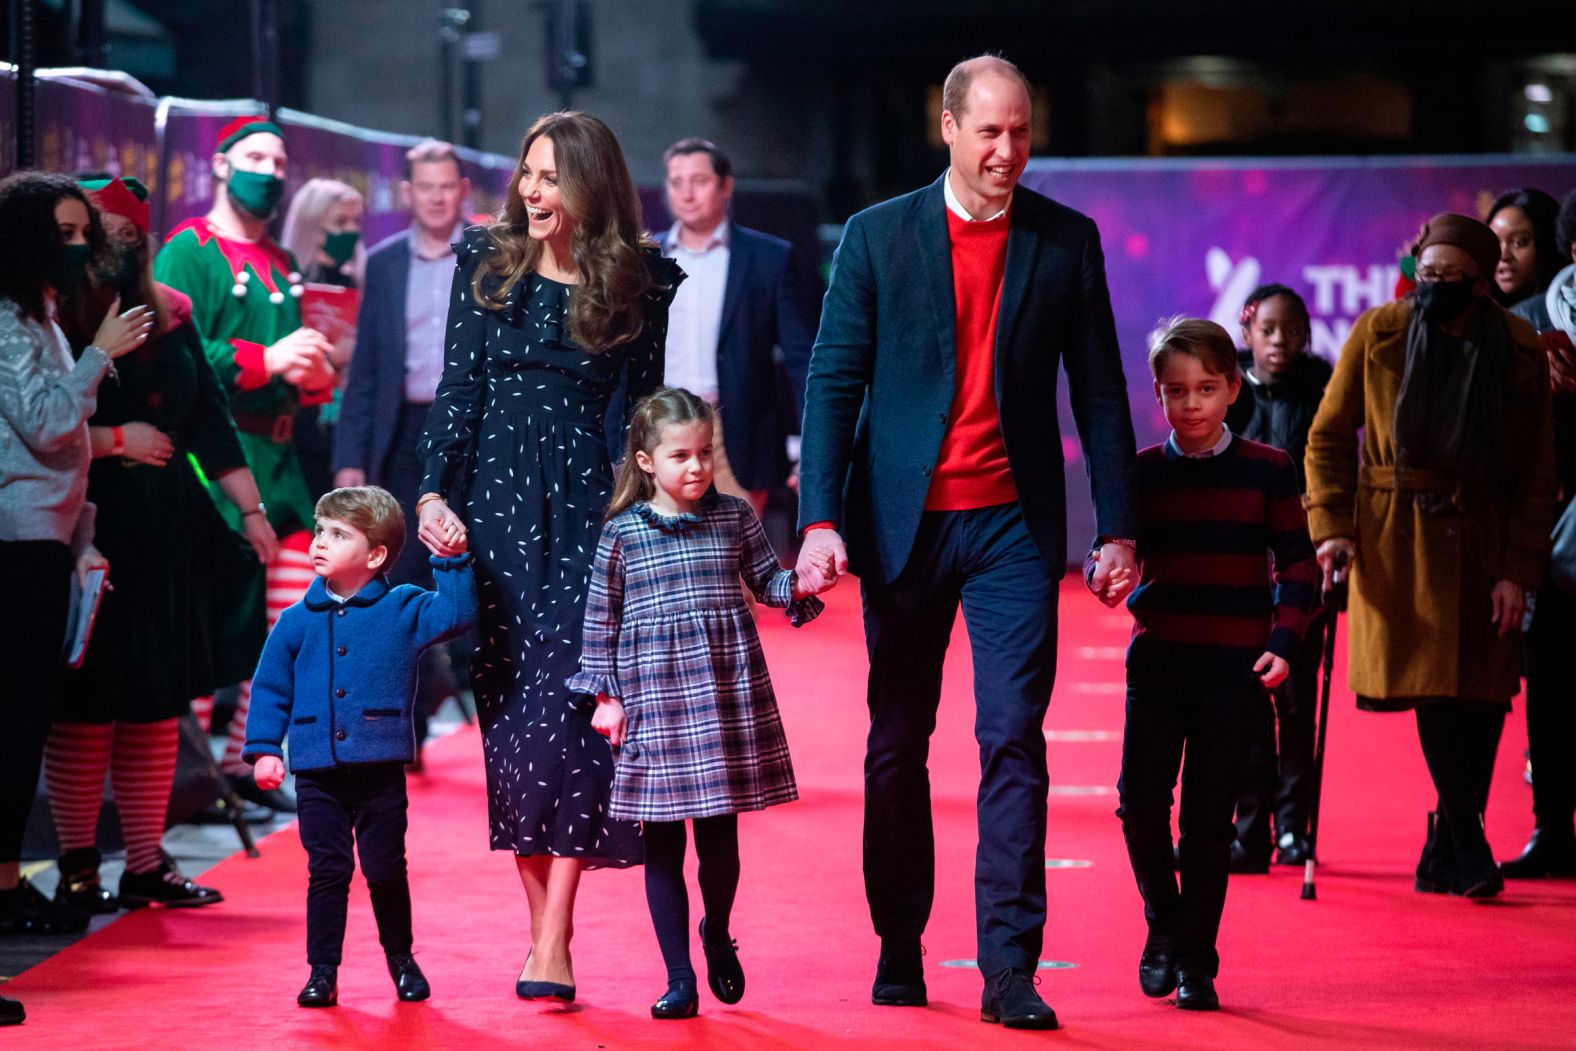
xmin=606 ymin=388 xmax=716 ymax=520
xmin=280 ymin=177 xmax=366 ymax=284
xmin=0 ymin=171 xmax=111 ymax=323
xmin=472 ymin=111 xmax=653 ymax=353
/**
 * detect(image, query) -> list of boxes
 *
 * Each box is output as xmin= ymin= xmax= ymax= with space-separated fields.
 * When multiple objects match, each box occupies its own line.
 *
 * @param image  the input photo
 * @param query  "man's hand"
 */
xmin=265 ymin=327 xmax=335 ymax=387
xmin=1254 ymin=651 xmax=1290 ymax=688
xmin=1088 ymin=542 xmax=1137 ymax=607
xmin=334 ymin=468 xmax=366 ymax=489
xmin=1490 ymin=579 xmax=1526 ymax=638
xmin=591 ymin=696 xmax=627 ymax=748
xmin=1316 ymin=538 xmax=1356 ymax=592
xmin=254 ymin=756 xmax=286 ymax=791
xmin=796 ymin=529 xmax=848 ymax=593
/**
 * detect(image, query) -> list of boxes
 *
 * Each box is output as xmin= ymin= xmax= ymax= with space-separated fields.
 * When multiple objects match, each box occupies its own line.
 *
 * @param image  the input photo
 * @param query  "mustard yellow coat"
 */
xmin=1303 ymin=299 xmax=1554 ymax=705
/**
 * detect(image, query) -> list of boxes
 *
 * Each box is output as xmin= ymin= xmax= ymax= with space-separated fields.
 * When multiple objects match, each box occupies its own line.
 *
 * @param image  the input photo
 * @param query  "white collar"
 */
xmin=666 ymin=218 xmax=730 ymax=253
xmin=1166 ymin=426 xmax=1234 ymax=459
xmin=943 ymin=168 xmax=1010 ymax=222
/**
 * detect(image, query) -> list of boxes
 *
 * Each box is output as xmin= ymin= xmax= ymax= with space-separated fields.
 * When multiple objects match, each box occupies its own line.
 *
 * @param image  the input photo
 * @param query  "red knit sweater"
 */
xmin=924 ymin=208 xmax=1017 ymax=511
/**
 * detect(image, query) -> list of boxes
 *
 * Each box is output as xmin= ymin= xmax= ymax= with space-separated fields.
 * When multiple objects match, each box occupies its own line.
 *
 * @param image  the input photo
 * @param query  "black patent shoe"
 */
xmin=387 ymin=952 xmax=431 ymax=1001
xmin=1139 ymin=929 xmax=1176 ymax=998
xmin=1501 ymin=828 xmax=1576 ymax=879
xmin=651 ymin=978 xmax=699 ymax=1019
xmin=514 ymin=951 xmax=575 ymax=1002
xmin=1175 ymin=969 xmax=1219 ymax=1010
xmin=0 ymin=878 xmax=88 ymax=934
xmin=699 ymin=917 xmax=744 ymax=1004
xmin=55 ymin=848 xmax=118 ymax=915
xmin=298 ymin=965 xmax=339 ymax=1007
xmin=230 ymin=777 xmax=297 ymax=813
xmin=118 ymin=853 xmax=223 ymax=908
xmin=0 ymin=995 xmax=23 ymax=1026
xmin=872 ymin=938 xmax=927 ymax=1006
xmin=981 ymin=968 xmax=1059 ymax=1030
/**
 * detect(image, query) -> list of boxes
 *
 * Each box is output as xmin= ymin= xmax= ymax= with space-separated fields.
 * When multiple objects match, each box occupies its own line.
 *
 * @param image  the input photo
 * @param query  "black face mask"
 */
xmin=104 ymin=245 xmax=146 ymax=293
xmin=1412 ymin=278 xmax=1479 ymax=323
xmin=52 ymin=243 xmax=93 ymax=291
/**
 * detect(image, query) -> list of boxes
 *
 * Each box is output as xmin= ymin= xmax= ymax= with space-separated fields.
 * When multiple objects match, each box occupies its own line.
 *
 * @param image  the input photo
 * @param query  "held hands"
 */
xmin=795 ymin=529 xmax=848 ymax=594
xmin=265 ymin=327 xmax=336 ymax=389
xmin=1316 ymin=538 xmax=1356 ymax=592
xmin=119 ymin=422 xmax=175 ymax=467
xmin=1490 ymin=579 xmax=1526 ymax=638
xmin=791 ymin=549 xmax=838 ymax=600
xmin=74 ymin=545 xmax=109 ymax=588
xmin=1254 ymin=651 xmax=1290 ymax=688
xmin=92 ymin=297 xmax=155 ymax=359
xmin=242 ymin=510 xmax=279 ymax=564
xmin=254 ymin=756 xmax=286 ymax=792
xmin=1088 ymin=542 xmax=1137 ymax=607
xmin=417 ymin=497 xmax=468 ymax=557
xmin=591 ymin=695 xmax=626 ymax=747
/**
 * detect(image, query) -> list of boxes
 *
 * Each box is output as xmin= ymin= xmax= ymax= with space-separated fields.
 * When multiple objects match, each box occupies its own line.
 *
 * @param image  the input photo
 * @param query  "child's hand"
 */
xmin=1254 ymin=652 xmax=1290 ymax=688
xmin=1097 ymin=566 xmax=1134 ymax=608
xmin=254 ymin=756 xmax=286 ymax=791
xmin=591 ymin=695 xmax=627 ymax=748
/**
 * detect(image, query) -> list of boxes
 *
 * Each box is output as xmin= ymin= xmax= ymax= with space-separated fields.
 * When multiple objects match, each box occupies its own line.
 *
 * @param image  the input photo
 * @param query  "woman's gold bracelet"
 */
xmin=415 ymin=493 xmax=447 ymax=515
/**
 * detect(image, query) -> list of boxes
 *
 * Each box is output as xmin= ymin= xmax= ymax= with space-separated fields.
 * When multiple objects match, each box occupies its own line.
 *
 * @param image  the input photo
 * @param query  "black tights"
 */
xmin=643 ymin=816 xmax=740 ymax=984
xmin=1415 ymin=702 xmax=1506 ymax=852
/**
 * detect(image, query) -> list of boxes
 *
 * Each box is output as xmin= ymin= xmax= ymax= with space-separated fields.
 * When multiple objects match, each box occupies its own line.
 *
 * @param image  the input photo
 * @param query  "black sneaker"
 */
xmin=118 ymin=853 xmax=223 ymax=908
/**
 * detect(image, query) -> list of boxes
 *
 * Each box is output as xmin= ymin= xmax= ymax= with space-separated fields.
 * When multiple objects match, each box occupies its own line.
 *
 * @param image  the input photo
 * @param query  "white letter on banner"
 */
xmin=1310 ymin=318 xmax=1352 ymax=363
xmin=1303 ymin=265 xmax=1342 ymax=316
xmin=1345 ymin=264 xmax=1397 ymax=314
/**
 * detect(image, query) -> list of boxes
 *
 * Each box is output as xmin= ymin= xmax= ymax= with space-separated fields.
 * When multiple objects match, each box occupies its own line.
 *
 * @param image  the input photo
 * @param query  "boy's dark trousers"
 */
xmin=296 ymin=762 xmax=412 ymax=966
xmin=1235 ymin=608 xmax=1328 ymax=853
xmin=1117 ymin=675 xmax=1259 ymax=977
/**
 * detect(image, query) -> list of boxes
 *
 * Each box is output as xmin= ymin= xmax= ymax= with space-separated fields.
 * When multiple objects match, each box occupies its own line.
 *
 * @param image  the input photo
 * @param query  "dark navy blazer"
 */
xmin=333 ymin=229 xmax=423 ymax=483
xmin=241 ymin=554 xmax=477 ymax=771
xmin=797 ymin=175 xmax=1139 ymax=584
xmin=650 ymin=223 xmax=816 ymax=490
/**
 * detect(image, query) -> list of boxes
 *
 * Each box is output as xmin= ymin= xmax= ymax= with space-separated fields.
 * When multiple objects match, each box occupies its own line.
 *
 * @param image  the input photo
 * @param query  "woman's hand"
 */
xmin=119 ymin=422 xmax=175 ymax=467
xmin=1490 ymin=579 xmax=1526 ymax=638
xmin=1254 ymin=651 xmax=1290 ymax=688
xmin=242 ymin=509 xmax=279 ymax=564
xmin=417 ymin=496 xmax=467 ymax=556
xmin=1316 ymin=538 xmax=1356 ymax=591
xmin=254 ymin=756 xmax=286 ymax=792
xmin=92 ymin=297 xmax=155 ymax=359
xmin=591 ymin=695 xmax=627 ymax=748
xmin=74 ymin=544 xmax=109 ymax=588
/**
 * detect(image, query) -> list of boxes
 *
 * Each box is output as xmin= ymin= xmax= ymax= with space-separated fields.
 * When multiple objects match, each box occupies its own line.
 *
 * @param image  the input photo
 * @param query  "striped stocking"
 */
xmin=44 ymin=723 xmax=114 ymax=855
xmin=221 ymin=534 xmax=315 ymax=776
xmin=110 ymin=719 xmax=180 ymax=875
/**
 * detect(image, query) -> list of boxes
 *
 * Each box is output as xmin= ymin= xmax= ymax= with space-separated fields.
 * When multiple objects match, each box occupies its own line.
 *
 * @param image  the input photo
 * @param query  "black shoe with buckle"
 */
xmin=298 ymin=965 xmax=338 ymax=1007
xmin=1139 ymin=929 xmax=1176 ymax=998
xmin=872 ymin=938 xmax=927 ymax=1006
xmin=55 ymin=848 xmax=118 ymax=915
xmin=1175 ymin=968 xmax=1219 ymax=1010
xmin=699 ymin=917 xmax=744 ymax=1004
xmin=980 ymin=968 xmax=1058 ymax=1030
xmin=118 ymin=852 xmax=223 ymax=908
xmin=651 ymin=977 xmax=699 ymax=1019
xmin=387 ymin=952 xmax=430 ymax=1002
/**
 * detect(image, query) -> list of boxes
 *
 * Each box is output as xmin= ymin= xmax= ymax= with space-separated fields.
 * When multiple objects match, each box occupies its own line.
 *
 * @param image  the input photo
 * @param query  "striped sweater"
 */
xmin=1087 ymin=436 xmax=1318 ymax=681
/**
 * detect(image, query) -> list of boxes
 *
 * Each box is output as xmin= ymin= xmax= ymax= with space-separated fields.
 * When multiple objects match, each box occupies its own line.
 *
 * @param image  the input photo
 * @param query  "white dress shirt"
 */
xmin=403 ymin=223 xmax=466 ymax=404
xmin=943 ymin=168 xmax=1010 ymax=222
xmin=662 ymin=219 xmax=730 ymax=404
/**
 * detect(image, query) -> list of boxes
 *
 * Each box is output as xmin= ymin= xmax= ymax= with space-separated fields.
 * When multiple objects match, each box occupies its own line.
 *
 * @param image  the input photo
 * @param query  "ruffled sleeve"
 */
xmin=565 ymin=520 xmax=627 ymax=698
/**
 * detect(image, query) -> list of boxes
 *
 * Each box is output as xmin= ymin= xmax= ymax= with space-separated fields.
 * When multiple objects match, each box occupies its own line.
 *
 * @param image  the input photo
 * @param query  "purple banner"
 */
xmin=1019 ymin=155 xmax=1576 ymax=558
xmin=35 ymin=74 xmax=158 ymax=187
xmin=154 ymin=97 xmax=268 ymax=238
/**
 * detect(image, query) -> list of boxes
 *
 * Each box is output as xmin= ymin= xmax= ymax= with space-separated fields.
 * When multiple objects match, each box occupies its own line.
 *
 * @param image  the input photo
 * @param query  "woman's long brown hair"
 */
xmin=472 ymin=111 xmax=653 ymax=353
xmin=606 ymin=388 xmax=715 ymax=520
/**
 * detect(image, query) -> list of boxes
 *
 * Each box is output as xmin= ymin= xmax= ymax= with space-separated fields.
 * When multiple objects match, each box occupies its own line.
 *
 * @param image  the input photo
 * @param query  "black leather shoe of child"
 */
xmin=298 ymin=965 xmax=339 ymax=1008
xmin=699 ymin=917 xmax=744 ymax=1004
xmin=1175 ymin=969 xmax=1219 ymax=1011
xmin=651 ymin=978 xmax=700 ymax=1019
xmin=872 ymin=938 xmax=927 ymax=1006
xmin=1138 ymin=930 xmax=1177 ymax=998
xmin=387 ymin=952 xmax=431 ymax=1001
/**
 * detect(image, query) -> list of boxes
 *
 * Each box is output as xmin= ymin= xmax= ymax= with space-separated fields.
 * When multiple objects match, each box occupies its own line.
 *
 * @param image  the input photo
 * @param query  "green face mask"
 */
xmin=53 ymin=243 xmax=93 ymax=291
xmin=322 ymin=230 xmax=360 ymax=266
xmin=227 ymin=169 xmax=285 ymax=218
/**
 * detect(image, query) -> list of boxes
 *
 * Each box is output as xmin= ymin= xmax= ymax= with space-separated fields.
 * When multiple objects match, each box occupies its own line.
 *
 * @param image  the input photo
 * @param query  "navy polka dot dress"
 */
xmin=419 ymin=226 xmax=682 ymax=865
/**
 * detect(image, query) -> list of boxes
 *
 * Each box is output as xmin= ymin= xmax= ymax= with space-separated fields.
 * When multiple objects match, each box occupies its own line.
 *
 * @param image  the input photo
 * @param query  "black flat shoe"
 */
xmin=119 ymin=853 xmax=223 ymax=908
xmin=1175 ymin=969 xmax=1219 ymax=1011
xmin=651 ymin=978 xmax=699 ymax=1019
xmin=55 ymin=848 xmax=118 ymax=915
xmin=1138 ymin=929 xmax=1176 ymax=998
xmin=0 ymin=878 xmax=88 ymax=934
xmin=0 ymin=995 xmax=23 ymax=1026
xmin=872 ymin=938 xmax=926 ymax=1006
xmin=298 ymin=965 xmax=338 ymax=1007
xmin=699 ymin=917 xmax=744 ymax=1005
xmin=1501 ymin=828 xmax=1576 ymax=879
xmin=980 ymin=968 xmax=1059 ymax=1030
xmin=387 ymin=952 xmax=430 ymax=1002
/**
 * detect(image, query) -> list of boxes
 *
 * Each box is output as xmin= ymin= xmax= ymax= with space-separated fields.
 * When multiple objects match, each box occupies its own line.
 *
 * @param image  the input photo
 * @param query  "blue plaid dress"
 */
xmin=567 ymin=493 xmax=819 ymax=822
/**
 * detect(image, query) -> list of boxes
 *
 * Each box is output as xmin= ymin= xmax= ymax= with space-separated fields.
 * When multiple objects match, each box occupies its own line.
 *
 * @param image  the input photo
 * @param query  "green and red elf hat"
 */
xmin=216 ymin=115 xmax=284 ymax=153
xmin=78 ymin=173 xmax=151 ymax=235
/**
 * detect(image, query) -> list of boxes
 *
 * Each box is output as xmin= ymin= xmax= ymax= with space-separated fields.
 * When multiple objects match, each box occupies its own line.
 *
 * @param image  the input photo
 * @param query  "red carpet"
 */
xmin=7 ymin=581 xmax=1576 ymax=1049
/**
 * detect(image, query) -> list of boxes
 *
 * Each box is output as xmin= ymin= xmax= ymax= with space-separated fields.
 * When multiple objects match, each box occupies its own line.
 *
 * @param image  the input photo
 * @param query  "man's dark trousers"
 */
xmin=297 ymin=762 xmax=413 ymax=966
xmin=1117 ymin=676 xmax=1257 ymax=977
xmin=861 ymin=503 xmax=1057 ymax=979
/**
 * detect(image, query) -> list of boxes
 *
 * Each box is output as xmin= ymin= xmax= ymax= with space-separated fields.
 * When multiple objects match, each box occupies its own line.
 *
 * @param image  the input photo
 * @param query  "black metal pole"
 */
xmin=11 ymin=0 xmax=37 ymax=169
xmin=461 ymin=0 xmax=481 ymax=149
xmin=249 ymin=0 xmax=280 ymax=112
xmin=76 ymin=0 xmax=107 ymax=68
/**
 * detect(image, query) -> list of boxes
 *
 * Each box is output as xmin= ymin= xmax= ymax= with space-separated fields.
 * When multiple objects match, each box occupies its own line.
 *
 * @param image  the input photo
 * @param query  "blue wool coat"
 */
xmin=242 ymin=554 xmax=477 ymax=771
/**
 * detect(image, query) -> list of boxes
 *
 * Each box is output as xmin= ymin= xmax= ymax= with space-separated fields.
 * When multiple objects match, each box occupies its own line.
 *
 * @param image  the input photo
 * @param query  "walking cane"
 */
xmin=1302 ymin=551 xmax=1349 ymax=901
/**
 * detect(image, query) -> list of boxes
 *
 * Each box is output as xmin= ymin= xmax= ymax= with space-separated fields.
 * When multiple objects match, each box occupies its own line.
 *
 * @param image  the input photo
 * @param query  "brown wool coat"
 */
xmin=1303 ymin=299 xmax=1555 ymax=705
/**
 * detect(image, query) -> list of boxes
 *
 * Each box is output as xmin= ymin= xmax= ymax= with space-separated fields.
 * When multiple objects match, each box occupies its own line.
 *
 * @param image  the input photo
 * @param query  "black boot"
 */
xmin=1501 ymin=827 xmax=1576 ymax=879
xmin=1452 ymin=814 xmax=1504 ymax=899
xmin=55 ymin=847 xmax=118 ymax=915
xmin=386 ymin=952 xmax=430 ymax=1001
xmin=872 ymin=938 xmax=926 ymax=1006
xmin=298 ymin=964 xmax=338 ymax=1007
xmin=1415 ymin=812 xmax=1459 ymax=894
